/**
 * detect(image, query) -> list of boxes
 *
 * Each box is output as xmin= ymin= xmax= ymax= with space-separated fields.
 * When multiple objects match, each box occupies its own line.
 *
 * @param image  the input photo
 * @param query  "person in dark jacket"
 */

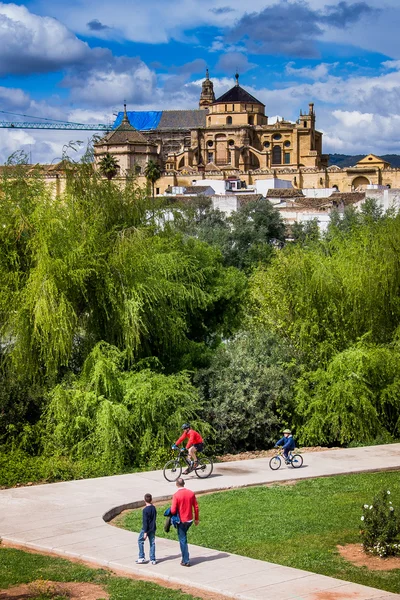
xmin=136 ymin=493 xmax=157 ymax=564
xmin=275 ymin=429 xmax=296 ymax=462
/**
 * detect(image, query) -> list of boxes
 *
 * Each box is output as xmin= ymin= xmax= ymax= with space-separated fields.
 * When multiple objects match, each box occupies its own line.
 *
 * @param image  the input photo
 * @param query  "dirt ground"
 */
xmin=0 ymin=580 xmax=109 ymax=599
xmin=337 ymin=544 xmax=400 ymax=571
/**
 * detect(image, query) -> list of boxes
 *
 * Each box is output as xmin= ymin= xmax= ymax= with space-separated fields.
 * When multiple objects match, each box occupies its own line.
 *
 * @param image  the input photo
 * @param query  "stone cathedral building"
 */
xmin=94 ymin=71 xmax=400 ymax=194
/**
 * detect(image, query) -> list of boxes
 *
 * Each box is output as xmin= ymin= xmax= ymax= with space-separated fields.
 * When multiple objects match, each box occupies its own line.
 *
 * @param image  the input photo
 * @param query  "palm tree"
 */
xmin=99 ymin=153 xmax=119 ymax=180
xmin=144 ymin=160 xmax=162 ymax=201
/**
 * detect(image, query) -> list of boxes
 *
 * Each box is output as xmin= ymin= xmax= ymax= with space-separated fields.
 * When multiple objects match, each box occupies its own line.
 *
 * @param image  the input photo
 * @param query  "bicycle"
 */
xmin=269 ymin=448 xmax=303 ymax=470
xmin=163 ymin=447 xmax=213 ymax=482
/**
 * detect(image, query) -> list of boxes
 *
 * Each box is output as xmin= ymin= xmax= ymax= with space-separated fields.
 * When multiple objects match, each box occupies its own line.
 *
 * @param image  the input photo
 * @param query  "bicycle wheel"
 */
xmin=291 ymin=454 xmax=303 ymax=468
xmin=163 ymin=459 xmax=182 ymax=482
xmin=195 ymin=456 xmax=213 ymax=478
xmin=269 ymin=456 xmax=281 ymax=470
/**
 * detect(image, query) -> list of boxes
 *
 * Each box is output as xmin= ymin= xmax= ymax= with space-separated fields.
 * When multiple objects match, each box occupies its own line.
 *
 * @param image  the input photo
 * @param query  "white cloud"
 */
xmin=332 ymin=110 xmax=373 ymax=127
xmin=285 ymin=61 xmax=335 ymax=81
xmin=0 ymin=3 xmax=92 ymax=74
xmin=66 ymin=60 xmax=156 ymax=106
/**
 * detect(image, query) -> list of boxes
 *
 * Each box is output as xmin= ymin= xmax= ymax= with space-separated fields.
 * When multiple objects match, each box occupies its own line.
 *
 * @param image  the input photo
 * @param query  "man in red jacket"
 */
xmin=171 ymin=478 xmax=199 ymax=566
xmin=173 ymin=423 xmax=204 ymax=474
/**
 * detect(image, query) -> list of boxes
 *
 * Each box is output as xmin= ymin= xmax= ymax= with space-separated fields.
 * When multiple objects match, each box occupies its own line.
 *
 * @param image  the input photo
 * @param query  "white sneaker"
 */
xmin=151 ymin=560 xmax=157 ymax=565
xmin=136 ymin=558 xmax=147 ymax=564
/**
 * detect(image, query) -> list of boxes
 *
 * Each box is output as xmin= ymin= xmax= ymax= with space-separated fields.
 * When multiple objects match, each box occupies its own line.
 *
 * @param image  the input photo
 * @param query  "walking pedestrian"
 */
xmin=136 ymin=493 xmax=157 ymax=565
xmin=171 ymin=478 xmax=199 ymax=567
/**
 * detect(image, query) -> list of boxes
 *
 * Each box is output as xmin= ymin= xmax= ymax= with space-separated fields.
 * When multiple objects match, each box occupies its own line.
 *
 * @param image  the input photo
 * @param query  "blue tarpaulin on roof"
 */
xmin=113 ymin=111 xmax=162 ymax=130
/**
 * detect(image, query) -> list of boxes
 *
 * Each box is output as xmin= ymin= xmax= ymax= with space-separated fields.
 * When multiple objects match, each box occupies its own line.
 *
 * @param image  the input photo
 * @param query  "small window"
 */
xmin=207 ymin=140 xmax=213 ymax=147
xmin=228 ymin=139 xmax=235 ymax=146
xmin=248 ymin=115 xmax=254 ymax=125
xmin=303 ymin=121 xmax=307 ymax=128
xmin=156 ymin=187 xmax=160 ymax=195
xmin=284 ymin=141 xmax=291 ymax=147
xmin=207 ymin=152 xmax=213 ymax=163
xmin=208 ymin=117 xmax=211 ymax=125
xmin=225 ymin=104 xmax=227 ymax=111
xmin=263 ymin=141 xmax=270 ymax=148
xmin=232 ymin=104 xmax=235 ymax=111
xmin=273 ymin=133 xmax=282 ymax=140
xmin=284 ymin=152 xmax=290 ymax=164
xmin=226 ymin=116 xmax=232 ymax=125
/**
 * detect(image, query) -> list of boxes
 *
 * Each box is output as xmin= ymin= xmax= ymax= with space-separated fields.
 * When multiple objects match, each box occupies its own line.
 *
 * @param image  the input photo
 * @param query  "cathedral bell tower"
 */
xmin=199 ymin=69 xmax=215 ymax=109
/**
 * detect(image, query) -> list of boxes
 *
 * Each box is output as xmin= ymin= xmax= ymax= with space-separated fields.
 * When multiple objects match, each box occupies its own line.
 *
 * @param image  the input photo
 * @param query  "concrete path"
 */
xmin=1 ymin=443 xmax=400 ymax=599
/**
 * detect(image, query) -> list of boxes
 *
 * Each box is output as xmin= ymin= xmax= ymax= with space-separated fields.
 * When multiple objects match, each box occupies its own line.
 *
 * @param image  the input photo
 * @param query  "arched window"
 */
xmin=226 ymin=116 xmax=232 ymax=125
xmin=272 ymin=145 xmax=282 ymax=165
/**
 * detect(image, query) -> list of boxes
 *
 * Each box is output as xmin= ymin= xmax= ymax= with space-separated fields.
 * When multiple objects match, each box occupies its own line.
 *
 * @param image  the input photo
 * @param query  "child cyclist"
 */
xmin=172 ymin=424 xmax=204 ymax=474
xmin=275 ymin=429 xmax=296 ymax=463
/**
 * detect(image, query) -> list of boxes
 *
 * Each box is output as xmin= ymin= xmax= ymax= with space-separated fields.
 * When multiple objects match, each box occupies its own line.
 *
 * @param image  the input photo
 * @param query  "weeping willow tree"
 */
xmin=42 ymin=342 xmax=207 ymax=469
xmin=250 ymin=212 xmax=400 ymax=366
xmin=295 ymin=342 xmax=400 ymax=445
xmin=249 ymin=209 xmax=400 ymax=444
xmin=0 ymin=159 xmax=246 ymax=453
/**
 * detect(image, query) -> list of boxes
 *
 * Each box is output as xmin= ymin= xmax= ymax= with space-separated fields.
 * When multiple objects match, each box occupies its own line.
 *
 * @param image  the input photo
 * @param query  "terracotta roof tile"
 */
xmin=266 ymin=189 xmax=304 ymax=197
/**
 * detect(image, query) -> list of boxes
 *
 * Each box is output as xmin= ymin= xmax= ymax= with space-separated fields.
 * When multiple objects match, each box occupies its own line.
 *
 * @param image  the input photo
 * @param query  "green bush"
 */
xmin=197 ymin=328 xmax=296 ymax=453
xmin=0 ymin=449 xmax=121 ymax=488
xmin=360 ymin=489 xmax=400 ymax=556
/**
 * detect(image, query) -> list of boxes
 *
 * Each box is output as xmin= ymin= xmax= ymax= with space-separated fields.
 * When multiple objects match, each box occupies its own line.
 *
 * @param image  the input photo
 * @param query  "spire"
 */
xmin=206 ymin=68 xmax=209 ymax=80
xmin=122 ymin=101 xmax=130 ymax=124
xmin=235 ymin=71 xmax=239 ymax=86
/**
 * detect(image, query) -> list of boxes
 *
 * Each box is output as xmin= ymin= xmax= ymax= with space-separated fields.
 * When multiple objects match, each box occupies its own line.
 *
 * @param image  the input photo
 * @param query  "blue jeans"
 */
xmin=138 ymin=529 xmax=156 ymax=561
xmin=177 ymin=521 xmax=192 ymax=564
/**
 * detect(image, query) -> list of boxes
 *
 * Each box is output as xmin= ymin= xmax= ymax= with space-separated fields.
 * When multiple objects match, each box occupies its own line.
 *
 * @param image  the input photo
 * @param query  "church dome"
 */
xmin=213 ymin=74 xmax=264 ymax=107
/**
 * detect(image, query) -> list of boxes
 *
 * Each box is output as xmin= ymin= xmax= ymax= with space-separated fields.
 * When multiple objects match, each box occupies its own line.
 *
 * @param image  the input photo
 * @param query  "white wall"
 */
xmin=212 ymin=195 xmax=238 ymax=216
xmin=255 ymin=178 xmax=292 ymax=195
xmin=361 ymin=189 xmax=400 ymax=212
xmin=277 ymin=210 xmax=331 ymax=232
xmin=302 ymin=188 xmax=335 ymax=198
xmin=193 ymin=179 xmax=226 ymax=194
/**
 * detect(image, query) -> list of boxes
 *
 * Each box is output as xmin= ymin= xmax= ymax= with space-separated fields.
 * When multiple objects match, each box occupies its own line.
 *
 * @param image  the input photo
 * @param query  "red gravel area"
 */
xmin=338 ymin=544 xmax=400 ymax=571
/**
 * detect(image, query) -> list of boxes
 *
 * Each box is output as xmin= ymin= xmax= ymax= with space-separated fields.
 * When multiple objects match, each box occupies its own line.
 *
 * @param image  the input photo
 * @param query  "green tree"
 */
xmin=144 ymin=159 xmax=162 ymax=201
xmin=291 ymin=218 xmax=320 ymax=244
xmin=42 ymin=342 xmax=206 ymax=469
xmin=0 ymin=160 xmax=247 ymax=449
xmin=171 ymin=199 xmax=286 ymax=272
xmin=98 ymin=152 xmax=119 ymax=180
xmin=197 ymin=328 xmax=296 ymax=453
xmin=295 ymin=343 xmax=400 ymax=446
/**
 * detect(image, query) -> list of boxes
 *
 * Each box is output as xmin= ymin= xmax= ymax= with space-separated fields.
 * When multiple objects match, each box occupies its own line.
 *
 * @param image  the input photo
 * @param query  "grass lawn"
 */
xmin=0 ymin=545 xmax=202 ymax=600
xmin=119 ymin=471 xmax=400 ymax=594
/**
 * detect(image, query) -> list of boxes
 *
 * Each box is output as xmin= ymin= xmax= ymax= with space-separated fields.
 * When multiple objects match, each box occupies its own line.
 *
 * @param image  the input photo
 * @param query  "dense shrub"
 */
xmin=197 ymin=328 xmax=296 ymax=453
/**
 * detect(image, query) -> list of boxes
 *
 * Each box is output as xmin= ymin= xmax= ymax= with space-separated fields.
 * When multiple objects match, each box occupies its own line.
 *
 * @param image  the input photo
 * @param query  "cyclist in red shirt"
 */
xmin=172 ymin=423 xmax=204 ymax=474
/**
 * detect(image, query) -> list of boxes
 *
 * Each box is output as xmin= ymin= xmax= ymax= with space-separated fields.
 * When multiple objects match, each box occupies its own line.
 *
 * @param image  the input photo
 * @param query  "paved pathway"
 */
xmin=1 ymin=444 xmax=400 ymax=599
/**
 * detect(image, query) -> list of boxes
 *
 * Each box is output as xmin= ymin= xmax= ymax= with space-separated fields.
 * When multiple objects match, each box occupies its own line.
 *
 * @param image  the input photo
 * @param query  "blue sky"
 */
xmin=1 ymin=0 xmax=400 ymax=163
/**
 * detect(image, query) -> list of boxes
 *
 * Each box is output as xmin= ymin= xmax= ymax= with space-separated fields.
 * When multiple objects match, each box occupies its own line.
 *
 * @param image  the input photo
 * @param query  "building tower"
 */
xmin=199 ymin=69 xmax=215 ymax=109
